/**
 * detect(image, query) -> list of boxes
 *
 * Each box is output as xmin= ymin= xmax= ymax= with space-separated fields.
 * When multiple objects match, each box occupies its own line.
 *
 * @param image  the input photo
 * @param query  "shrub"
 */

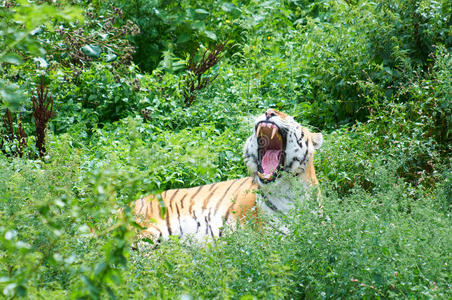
xmin=48 ymin=64 xmax=142 ymax=133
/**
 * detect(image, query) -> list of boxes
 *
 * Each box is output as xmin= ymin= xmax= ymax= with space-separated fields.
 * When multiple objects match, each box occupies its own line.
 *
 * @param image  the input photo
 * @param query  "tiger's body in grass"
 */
xmin=133 ymin=109 xmax=323 ymax=241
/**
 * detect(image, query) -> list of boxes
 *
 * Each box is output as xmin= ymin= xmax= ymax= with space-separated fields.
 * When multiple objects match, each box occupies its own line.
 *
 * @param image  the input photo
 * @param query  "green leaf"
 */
xmin=177 ymin=33 xmax=190 ymax=43
xmin=221 ymin=2 xmax=236 ymax=12
xmin=94 ymin=262 xmax=107 ymax=276
xmin=105 ymin=53 xmax=117 ymax=62
xmin=195 ymin=9 xmax=209 ymax=15
xmin=0 ymin=53 xmax=23 ymax=65
xmin=0 ymin=80 xmax=27 ymax=110
xmin=192 ymin=21 xmax=205 ymax=31
xmin=204 ymin=31 xmax=217 ymax=40
xmin=81 ymin=45 xmax=102 ymax=58
xmin=0 ymin=277 xmax=10 ymax=283
xmin=3 ymin=283 xmax=17 ymax=297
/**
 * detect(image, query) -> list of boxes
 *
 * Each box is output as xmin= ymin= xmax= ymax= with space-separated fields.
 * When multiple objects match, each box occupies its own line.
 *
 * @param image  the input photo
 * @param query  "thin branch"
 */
xmin=183 ymin=41 xmax=228 ymax=107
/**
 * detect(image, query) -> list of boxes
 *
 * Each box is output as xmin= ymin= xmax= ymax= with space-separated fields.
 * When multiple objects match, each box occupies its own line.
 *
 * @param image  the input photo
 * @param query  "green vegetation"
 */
xmin=0 ymin=0 xmax=450 ymax=298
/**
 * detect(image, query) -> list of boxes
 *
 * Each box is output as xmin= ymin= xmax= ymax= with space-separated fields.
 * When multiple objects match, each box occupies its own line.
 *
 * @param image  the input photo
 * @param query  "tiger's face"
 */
xmin=243 ymin=109 xmax=323 ymax=185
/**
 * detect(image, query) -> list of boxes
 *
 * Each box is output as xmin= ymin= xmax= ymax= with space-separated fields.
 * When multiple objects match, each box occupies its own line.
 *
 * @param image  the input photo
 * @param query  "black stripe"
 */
xmin=175 ymin=202 xmax=181 ymax=219
xmin=214 ymin=181 xmax=238 ymax=214
xmin=144 ymin=203 xmax=149 ymax=218
xmin=209 ymin=224 xmax=215 ymax=238
xmin=296 ymin=138 xmax=303 ymax=148
xmin=215 ymin=178 xmax=249 ymax=214
xmin=168 ymin=189 xmax=180 ymax=207
xmin=233 ymin=177 xmax=250 ymax=194
xmin=205 ymin=216 xmax=209 ymax=235
xmin=147 ymin=223 xmax=162 ymax=234
xmin=175 ymin=202 xmax=184 ymax=236
xmin=207 ymin=210 xmax=215 ymax=238
xmin=264 ymin=198 xmax=279 ymax=211
xmin=193 ymin=211 xmax=200 ymax=233
xmin=180 ymin=194 xmax=187 ymax=209
xmin=249 ymin=154 xmax=258 ymax=162
xmin=289 ymin=148 xmax=309 ymax=170
xmin=208 ymin=182 xmax=217 ymax=192
xmin=137 ymin=198 xmax=144 ymax=214
xmin=189 ymin=185 xmax=204 ymax=214
xmin=302 ymin=148 xmax=308 ymax=162
xmin=166 ymin=206 xmax=173 ymax=236
xmin=202 ymin=186 xmax=220 ymax=209
xmin=287 ymin=157 xmax=298 ymax=170
xmin=224 ymin=202 xmax=235 ymax=222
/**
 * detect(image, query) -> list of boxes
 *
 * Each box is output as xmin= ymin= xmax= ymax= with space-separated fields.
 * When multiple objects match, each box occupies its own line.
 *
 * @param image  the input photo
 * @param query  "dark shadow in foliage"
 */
xmin=32 ymin=77 xmax=54 ymax=157
xmin=182 ymin=41 xmax=228 ymax=107
xmin=0 ymin=109 xmax=27 ymax=157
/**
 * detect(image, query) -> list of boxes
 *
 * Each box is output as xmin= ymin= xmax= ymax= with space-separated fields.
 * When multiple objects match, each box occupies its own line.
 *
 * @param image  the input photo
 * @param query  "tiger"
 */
xmin=132 ymin=108 xmax=323 ymax=241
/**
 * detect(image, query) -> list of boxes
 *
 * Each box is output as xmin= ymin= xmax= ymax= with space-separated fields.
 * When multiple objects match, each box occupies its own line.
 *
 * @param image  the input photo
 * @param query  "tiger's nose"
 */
xmin=265 ymin=109 xmax=276 ymax=118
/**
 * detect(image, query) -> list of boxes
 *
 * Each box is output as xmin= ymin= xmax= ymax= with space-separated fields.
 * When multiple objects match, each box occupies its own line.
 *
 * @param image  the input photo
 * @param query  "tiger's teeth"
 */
xmin=257 ymin=172 xmax=273 ymax=180
xmin=256 ymin=126 xmax=261 ymax=137
xmin=271 ymin=127 xmax=277 ymax=139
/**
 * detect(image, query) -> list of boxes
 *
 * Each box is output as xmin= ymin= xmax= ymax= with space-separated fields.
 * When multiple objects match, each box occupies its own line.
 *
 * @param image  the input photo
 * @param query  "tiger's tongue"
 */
xmin=262 ymin=149 xmax=281 ymax=176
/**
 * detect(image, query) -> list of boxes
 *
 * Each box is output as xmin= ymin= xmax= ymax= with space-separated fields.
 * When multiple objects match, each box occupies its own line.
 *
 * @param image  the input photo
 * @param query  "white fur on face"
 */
xmin=243 ymin=134 xmax=259 ymax=173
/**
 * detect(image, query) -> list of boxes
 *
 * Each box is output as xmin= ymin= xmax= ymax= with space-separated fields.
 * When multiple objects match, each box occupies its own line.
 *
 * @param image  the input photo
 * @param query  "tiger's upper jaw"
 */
xmin=243 ymin=109 xmax=323 ymax=185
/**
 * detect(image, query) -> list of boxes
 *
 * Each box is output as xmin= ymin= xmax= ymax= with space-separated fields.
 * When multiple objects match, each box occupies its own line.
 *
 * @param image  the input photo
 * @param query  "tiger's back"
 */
xmin=133 ymin=177 xmax=257 ymax=240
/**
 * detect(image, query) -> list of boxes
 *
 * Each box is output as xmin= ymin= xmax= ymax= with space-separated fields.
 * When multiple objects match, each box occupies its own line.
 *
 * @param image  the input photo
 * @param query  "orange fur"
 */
xmin=133 ymin=177 xmax=258 ymax=239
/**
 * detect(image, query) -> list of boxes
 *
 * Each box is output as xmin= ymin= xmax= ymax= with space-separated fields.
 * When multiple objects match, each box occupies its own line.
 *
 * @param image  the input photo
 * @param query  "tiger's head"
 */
xmin=243 ymin=109 xmax=323 ymax=186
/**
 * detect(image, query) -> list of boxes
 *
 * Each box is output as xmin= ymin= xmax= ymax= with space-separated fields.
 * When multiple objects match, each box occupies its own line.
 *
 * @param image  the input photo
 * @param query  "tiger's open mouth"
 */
xmin=255 ymin=121 xmax=286 ymax=183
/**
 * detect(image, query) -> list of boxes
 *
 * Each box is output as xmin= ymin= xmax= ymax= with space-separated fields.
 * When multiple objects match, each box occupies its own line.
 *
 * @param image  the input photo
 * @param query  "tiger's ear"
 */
xmin=312 ymin=132 xmax=323 ymax=149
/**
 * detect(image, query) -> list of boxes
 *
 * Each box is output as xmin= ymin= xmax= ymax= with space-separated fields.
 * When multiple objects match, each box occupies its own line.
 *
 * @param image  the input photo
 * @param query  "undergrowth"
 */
xmin=1 ymin=120 xmax=450 ymax=298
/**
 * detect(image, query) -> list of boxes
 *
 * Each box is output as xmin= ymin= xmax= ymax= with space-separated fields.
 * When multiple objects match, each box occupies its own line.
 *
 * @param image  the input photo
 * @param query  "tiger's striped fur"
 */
xmin=133 ymin=177 xmax=257 ymax=241
xmin=132 ymin=109 xmax=323 ymax=241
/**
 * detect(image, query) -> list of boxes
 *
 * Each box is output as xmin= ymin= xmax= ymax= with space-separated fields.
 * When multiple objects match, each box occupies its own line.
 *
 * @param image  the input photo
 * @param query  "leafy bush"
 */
xmin=45 ymin=6 xmax=139 ymax=70
xmin=105 ymin=0 xmax=226 ymax=72
xmin=47 ymin=64 xmax=142 ymax=132
xmin=0 ymin=1 xmax=82 ymax=110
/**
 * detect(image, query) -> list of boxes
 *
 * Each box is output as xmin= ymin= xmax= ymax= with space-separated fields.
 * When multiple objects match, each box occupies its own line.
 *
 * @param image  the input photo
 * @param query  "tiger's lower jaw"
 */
xmin=255 ymin=170 xmax=283 ymax=183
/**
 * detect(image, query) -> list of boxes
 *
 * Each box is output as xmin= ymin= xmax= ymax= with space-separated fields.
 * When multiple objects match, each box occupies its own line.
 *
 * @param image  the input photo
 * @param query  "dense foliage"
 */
xmin=0 ymin=0 xmax=450 ymax=298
